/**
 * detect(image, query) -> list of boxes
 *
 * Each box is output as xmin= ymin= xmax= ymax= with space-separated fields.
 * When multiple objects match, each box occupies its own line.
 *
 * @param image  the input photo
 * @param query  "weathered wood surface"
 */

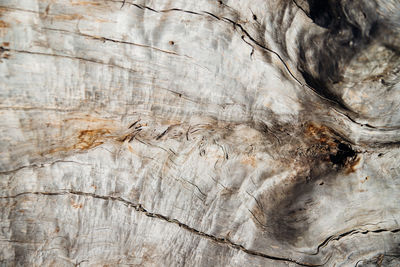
xmin=0 ymin=0 xmax=400 ymax=266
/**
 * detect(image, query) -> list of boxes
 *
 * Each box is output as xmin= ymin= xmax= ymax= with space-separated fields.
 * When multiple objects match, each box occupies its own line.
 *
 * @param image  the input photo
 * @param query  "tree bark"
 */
xmin=1 ymin=0 xmax=400 ymax=266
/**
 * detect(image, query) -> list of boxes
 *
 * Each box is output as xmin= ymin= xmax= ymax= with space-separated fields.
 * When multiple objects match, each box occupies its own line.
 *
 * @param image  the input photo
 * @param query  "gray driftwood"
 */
xmin=1 ymin=0 xmax=400 ymax=266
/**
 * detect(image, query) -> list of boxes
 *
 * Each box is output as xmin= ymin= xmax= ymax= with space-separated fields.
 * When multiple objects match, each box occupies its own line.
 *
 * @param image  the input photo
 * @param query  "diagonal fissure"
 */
xmin=0 ymin=190 xmax=322 ymax=266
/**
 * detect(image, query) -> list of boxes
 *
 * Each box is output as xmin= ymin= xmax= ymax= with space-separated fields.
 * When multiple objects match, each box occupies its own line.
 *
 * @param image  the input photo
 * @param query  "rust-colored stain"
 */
xmin=43 ymin=114 xmax=121 ymax=155
xmin=53 ymin=14 xmax=84 ymax=20
xmin=161 ymin=119 xmax=181 ymax=125
xmin=70 ymin=1 xmax=101 ymax=6
xmin=70 ymin=199 xmax=83 ymax=209
xmin=1 ymin=53 xmax=10 ymax=59
xmin=45 ymin=4 xmax=50 ymax=15
xmin=304 ymin=122 xmax=358 ymax=170
xmin=345 ymin=155 xmax=361 ymax=174
xmin=95 ymin=18 xmax=111 ymax=23
xmin=361 ymin=176 xmax=369 ymax=183
xmin=305 ymin=123 xmax=336 ymax=148
xmin=241 ymin=156 xmax=257 ymax=167
xmin=2 ymin=42 xmax=9 ymax=47
xmin=74 ymin=129 xmax=110 ymax=150
xmin=0 ymin=21 xmax=10 ymax=28
xmin=47 ymin=128 xmax=114 ymax=154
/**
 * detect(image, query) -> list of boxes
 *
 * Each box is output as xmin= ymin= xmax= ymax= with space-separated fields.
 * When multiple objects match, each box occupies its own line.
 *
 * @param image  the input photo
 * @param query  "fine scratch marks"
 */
xmin=42 ymin=27 xmax=183 ymax=57
xmin=0 ymin=160 xmax=89 ymax=176
xmin=39 ymin=27 xmax=213 ymax=73
xmin=3 ymin=1 xmax=323 ymax=105
xmin=8 ymin=48 xmax=138 ymax=74
xmin=0 ymin=190 xmax=323 ymax=267
xmin=219 ymin=16 xmax=303 ymax=86
xmin=112 ymin=0 xmax=363 ymax=113
xmin=178 ymin=176 xmax=207 ymax=200
xmin=112 ymin=0 xmax=305 ymax=87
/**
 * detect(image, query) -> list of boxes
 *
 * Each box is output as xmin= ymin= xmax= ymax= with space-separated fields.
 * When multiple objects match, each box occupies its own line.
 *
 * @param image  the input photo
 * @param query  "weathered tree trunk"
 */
xmin=1 ymin=0 xmax=400 ymax=266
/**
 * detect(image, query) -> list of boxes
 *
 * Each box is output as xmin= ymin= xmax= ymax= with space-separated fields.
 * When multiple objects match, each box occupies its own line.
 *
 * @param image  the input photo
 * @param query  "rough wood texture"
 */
xmin=1 ymin=0 xmax=400 ymax=266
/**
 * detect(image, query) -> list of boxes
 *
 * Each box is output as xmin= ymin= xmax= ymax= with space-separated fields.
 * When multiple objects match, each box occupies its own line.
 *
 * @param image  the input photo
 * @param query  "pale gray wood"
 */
xmin=0 ymin=0 xmax=399 ymax=266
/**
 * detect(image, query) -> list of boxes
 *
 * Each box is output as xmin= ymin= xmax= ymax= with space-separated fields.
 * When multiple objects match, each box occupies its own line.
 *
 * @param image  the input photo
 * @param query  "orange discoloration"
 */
xmin=2 ymin=42 xmax=9 ymax=47
xmin=53 ymin=14 xmax=84 ymax=20
xmin=95 ymin=18 xmax=111 ymax=23
xmin=305 ymin=123 xmax=336 ymax=148
xmin=70 ymin=199 xmax=83 ymax=209
xmin=161 ymin=119 xmax=181 ymax=125
xmin=303 ymin=122 xmax=358 ymax=170
xmin=47 ymin=146 xmax=66 ymax=154
xmin=361 ymin=176 xmax=369 ymax=183
xmin=0 ymin=21 xmax=9 ymax=28
xmin=44 ymin=114 xmax=122 ymax=155
xmin=74 ymin=129 xmax=110 ymax=150
xmin=70 ymin=1 xmax=101 ymax=6
xmin=346 ymin=155 xmax=361 ymax=174
xmin=241 ymin=156 xmax=257 ymax=167
xmin=47 ymin=128 xmax=114 ymax=154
